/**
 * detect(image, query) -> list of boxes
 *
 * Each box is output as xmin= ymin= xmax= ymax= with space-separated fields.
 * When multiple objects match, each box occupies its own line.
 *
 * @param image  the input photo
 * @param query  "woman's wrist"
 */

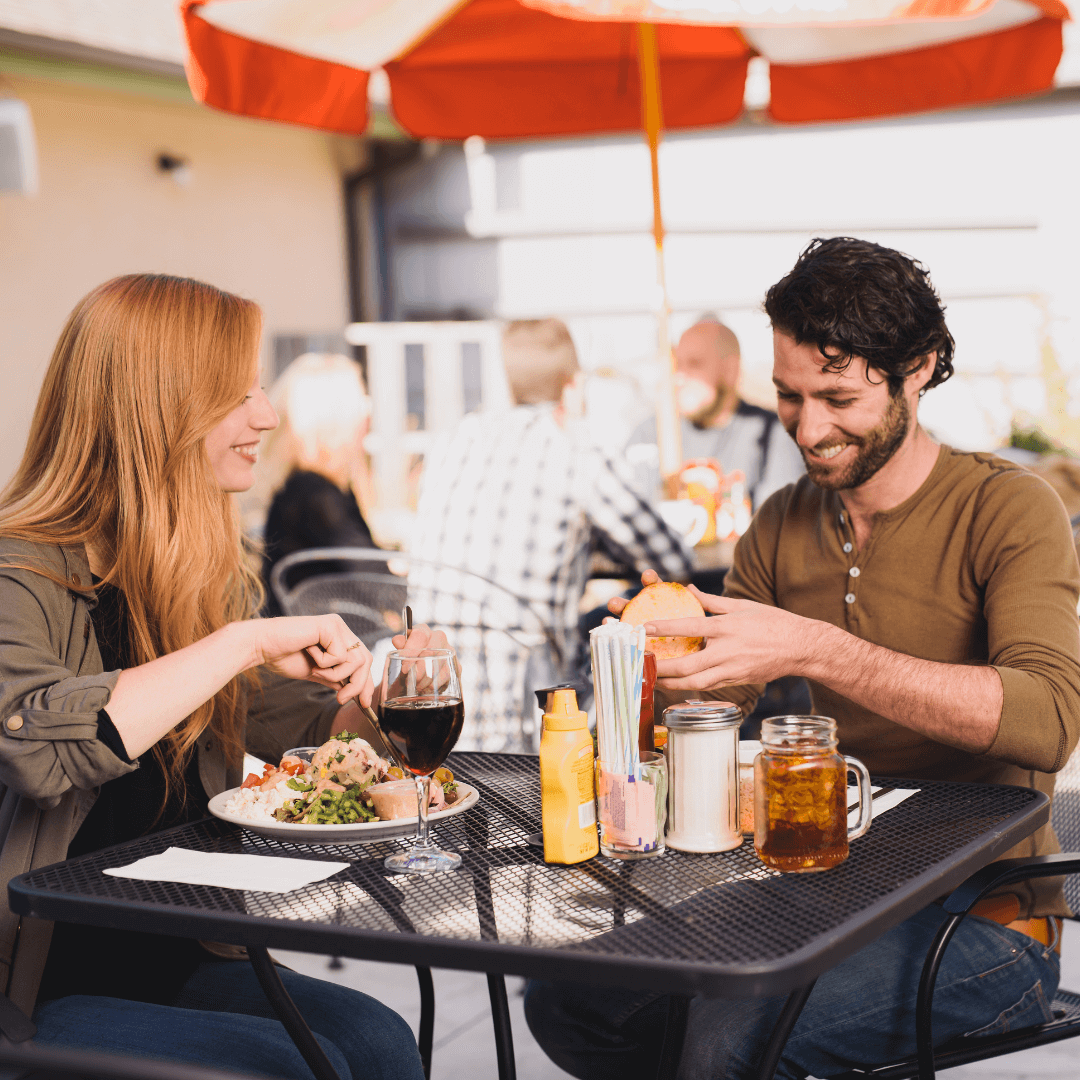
xmin=219 ymin=620 xmax=259 ymax=673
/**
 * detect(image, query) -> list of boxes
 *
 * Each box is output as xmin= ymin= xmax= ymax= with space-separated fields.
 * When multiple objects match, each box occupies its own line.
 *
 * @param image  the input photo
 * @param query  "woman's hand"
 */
xmin=647 ymin=589 xmax=828 ymax=690
xmin=375 ymin=624 xmax=455 ymax=708
xmin=388 ymin=623 xmax=451 ymax=656
xmin=247 ymin=615 xmax=376 ymax=708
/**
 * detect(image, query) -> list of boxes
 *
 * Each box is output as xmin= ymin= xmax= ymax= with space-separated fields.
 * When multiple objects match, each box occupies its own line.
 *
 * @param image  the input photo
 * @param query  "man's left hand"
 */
xmin=646 ymin=588 xmax=828 ymax=690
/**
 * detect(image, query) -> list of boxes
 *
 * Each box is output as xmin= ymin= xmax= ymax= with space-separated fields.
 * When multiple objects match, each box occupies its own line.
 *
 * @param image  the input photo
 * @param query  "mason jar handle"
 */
xmin=845 ymin=755 xmax=873 ymax=840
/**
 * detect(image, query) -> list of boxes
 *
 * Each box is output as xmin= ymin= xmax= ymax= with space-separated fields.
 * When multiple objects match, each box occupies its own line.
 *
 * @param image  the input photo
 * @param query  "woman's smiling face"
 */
xmin=204 ymin=372 xmax=278 ymax=493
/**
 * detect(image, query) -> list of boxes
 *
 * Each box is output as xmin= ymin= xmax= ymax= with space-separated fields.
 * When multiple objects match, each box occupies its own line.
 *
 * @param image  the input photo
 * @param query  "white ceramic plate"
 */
xmin=207 ymin=783 xmax=479 ymax=845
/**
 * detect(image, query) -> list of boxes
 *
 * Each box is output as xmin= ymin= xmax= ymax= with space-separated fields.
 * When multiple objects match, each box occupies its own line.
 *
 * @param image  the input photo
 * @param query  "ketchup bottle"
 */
xmin=639 ymin=651 xmax=657 ymax=755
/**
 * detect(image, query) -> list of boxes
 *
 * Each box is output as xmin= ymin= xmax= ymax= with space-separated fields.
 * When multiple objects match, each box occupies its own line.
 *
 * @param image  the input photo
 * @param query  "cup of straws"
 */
xmin=590 ymin=623 xmax=667 ymax=860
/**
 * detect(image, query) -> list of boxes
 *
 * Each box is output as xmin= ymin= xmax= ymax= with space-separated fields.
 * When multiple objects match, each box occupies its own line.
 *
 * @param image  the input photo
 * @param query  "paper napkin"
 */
xmin=104 ymin=847 xmax=349 ymax=894
xmin=848 ymin=786 xmax=919 ymax=828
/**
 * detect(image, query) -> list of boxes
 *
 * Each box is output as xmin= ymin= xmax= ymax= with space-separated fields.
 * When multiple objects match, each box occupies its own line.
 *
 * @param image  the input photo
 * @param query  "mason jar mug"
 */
xmin=754 ymin=716 xmax=872 ymax=873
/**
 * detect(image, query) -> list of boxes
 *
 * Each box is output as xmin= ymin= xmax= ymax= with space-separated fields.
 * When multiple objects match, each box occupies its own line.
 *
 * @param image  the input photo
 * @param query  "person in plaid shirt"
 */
xmin=409 ymin=319 xmax=692 ymax=752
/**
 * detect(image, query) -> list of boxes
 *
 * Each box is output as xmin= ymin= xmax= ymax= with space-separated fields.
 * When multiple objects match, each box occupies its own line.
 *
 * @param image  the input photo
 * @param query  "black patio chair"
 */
xmin=270 ymin=547 xmax=562 ymax=655
xmin=835 ymin=746 xmax=1080 ymax=1080
xmin=269 ymin=547 xmax=577 ymax=746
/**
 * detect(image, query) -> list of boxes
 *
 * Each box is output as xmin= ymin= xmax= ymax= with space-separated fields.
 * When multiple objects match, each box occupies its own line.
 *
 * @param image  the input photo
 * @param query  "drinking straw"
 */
xmin=590 ymin=628 xmax=615 ymax=761
xmin=590 ymin=623 xmax=645 ymax=780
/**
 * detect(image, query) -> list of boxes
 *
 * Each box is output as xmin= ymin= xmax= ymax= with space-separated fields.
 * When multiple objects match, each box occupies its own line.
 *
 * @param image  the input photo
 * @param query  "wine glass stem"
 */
xmin=415 ymin=774 xmax=433 ymax=849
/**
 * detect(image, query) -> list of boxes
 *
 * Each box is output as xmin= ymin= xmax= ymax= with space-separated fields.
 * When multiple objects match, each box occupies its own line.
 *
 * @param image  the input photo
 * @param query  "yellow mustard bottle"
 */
xmin=539 ymin=688 xmax=599 ymax=865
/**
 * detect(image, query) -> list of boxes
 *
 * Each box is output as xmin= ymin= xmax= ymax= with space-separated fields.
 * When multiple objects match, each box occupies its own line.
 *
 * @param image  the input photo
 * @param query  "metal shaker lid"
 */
xmin=662 ymin=700 xmax=742 ymax=731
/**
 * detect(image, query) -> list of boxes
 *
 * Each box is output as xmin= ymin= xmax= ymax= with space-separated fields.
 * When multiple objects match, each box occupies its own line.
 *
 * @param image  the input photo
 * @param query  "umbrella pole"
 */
xmin=637 ymin=23 xmax=682 ymax=492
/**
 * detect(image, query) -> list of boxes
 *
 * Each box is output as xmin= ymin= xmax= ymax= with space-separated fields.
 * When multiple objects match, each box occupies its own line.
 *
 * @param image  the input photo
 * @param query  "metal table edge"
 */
xmin=5 ymin=783 xmax=1050 ymax=999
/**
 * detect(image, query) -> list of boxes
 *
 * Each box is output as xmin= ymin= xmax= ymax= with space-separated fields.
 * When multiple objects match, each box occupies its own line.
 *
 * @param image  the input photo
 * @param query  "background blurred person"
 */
xmin=628 ymin=317 xmax=805 ymax=509
xmin=409 ymin=318 xmax=693 ymax=752
xmin=253 ymin=353 xmax=378 ymax=615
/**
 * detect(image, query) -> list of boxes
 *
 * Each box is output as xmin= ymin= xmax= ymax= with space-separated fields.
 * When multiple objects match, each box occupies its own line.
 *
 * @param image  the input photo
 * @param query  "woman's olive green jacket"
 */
xmin=0 ymin=539 xmax=340 ymax=1014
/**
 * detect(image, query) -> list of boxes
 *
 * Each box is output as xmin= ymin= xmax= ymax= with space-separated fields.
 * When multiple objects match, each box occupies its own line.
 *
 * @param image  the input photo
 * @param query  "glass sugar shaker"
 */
xmin=663 ymin=701 xmax=743 ymax=853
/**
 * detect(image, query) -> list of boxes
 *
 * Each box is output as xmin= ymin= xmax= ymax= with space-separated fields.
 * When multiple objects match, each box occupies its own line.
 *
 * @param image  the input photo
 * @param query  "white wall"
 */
xmin=410 ymin=94 xmax=1080 ymax=453
xmin=0 ymin=72 xmax=353 ymax=485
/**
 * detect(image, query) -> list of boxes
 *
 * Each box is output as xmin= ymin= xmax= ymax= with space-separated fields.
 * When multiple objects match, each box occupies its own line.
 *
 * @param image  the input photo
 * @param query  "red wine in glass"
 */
xmin=381 ymin=698 xmax=464 ymax=776
xmin=381 ymin=648 xmax=464 ymax=874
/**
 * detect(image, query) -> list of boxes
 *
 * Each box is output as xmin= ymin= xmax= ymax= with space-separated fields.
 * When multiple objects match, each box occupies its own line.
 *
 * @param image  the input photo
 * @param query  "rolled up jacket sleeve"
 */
xmin=0 ymin=561 xmax=136 ymax=802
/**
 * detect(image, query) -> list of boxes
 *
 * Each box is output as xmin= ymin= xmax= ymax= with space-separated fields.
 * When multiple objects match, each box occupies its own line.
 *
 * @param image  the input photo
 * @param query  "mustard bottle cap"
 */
xmin=543 ymin=688 xmax=588 ymax=731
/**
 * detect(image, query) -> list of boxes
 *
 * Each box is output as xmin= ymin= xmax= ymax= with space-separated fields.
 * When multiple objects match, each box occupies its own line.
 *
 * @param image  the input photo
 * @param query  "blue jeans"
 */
xmin=525 ymin=905 xmax=1061 ymax=1079
xmin=33 ymin=959 xmax=425 ymax=1080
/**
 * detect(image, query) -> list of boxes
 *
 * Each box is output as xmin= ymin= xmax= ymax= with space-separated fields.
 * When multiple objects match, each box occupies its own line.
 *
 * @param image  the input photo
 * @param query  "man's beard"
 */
xmin=790 ymin=391 xmax=911 ymax=491
xmin=688 ymin=384 xmax=738 ymax=429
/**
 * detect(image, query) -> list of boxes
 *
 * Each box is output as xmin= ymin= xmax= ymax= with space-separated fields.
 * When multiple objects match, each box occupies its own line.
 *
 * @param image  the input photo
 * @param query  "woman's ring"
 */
xmin=346 ymin=641 xmax=364 ymax=651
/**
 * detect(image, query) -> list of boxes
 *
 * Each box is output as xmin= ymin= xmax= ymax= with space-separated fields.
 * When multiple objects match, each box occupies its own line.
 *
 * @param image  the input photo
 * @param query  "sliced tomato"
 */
xmin=241 ymin=772 xmax=262 ymax=789
xmin=279 ymin=759 xmax=306 ymax=776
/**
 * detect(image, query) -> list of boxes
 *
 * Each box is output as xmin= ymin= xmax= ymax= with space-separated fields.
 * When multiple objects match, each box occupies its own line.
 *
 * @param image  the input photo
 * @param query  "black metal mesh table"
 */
xmin=8 ymin=754 xmax=1049 ymax=1078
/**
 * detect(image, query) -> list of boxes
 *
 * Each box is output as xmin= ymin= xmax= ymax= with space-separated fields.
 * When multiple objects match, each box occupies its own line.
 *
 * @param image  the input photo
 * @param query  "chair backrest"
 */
xmin=270 ymin=548 xmax=560 ymax=656
xmin=272 ymin=549 xmax=571 ymax=750
xmin=283 ymin=571 xmax=408 ymax=648
xmin=1052 ymin=745 xmax=1080 ymax=915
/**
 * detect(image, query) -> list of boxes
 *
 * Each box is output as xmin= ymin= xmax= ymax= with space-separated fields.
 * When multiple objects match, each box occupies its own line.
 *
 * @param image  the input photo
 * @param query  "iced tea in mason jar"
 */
xmin=754 ymin=716 xmax=871 ymax=873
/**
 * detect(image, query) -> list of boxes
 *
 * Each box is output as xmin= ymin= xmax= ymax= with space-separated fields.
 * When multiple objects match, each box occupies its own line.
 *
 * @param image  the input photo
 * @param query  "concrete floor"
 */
xmin=271 ymin=921 xmax=1080 ymax=1080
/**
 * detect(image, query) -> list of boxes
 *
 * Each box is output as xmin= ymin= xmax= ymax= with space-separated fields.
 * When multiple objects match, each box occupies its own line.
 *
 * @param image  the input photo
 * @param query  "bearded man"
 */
xmin=626 ymin=318 xmax=805 ymax=510
xmin=525 ymin=237 xmax=1080 ymax=1079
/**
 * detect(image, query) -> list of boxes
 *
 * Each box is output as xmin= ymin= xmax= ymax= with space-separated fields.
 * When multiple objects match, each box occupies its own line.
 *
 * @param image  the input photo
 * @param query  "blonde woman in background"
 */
xmin=0 ymin=275 xmax=433 ymax=1077
xmin=250 ymin=353 xmax=380 ymax=616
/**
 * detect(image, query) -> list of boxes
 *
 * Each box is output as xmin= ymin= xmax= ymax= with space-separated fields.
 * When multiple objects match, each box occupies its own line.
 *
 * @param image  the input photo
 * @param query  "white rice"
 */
xmin=223 ymin=777 xmax=298 ymax=821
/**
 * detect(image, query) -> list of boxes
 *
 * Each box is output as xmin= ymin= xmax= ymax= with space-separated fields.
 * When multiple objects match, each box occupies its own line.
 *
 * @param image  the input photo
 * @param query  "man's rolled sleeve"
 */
xmin=976 ymin=472 xmax=1080 ymax=773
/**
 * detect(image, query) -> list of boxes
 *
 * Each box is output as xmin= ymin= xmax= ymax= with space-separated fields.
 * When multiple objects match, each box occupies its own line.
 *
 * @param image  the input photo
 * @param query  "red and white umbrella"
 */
xmin=180 ymin=0 xmax=1070 ymax=472
xmin=181 ymin=0 xmax=1068 ymax=135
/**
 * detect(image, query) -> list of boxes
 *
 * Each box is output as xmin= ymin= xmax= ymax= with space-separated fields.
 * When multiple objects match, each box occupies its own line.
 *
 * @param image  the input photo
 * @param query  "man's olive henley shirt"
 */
xmin=711 ymin=445 xmax=1080 ymax=918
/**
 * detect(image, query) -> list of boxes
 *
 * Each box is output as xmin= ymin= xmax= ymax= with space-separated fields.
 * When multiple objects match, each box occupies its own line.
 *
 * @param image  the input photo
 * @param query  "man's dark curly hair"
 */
xmin=764 ymin=237 xmax=954 ymax=394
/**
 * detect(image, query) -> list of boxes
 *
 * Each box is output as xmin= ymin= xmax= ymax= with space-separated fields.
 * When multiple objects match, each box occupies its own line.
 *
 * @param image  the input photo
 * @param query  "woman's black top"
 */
xmin=37 ymin=579 xmax=211 ymax=1006
xmin=261 ymin=469 xmax=377 ymax=616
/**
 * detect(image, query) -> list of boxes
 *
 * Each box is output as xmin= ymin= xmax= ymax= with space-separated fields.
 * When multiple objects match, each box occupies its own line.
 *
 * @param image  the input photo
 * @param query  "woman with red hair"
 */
xmin=0 ymin=274 xmax=429 ymax=1078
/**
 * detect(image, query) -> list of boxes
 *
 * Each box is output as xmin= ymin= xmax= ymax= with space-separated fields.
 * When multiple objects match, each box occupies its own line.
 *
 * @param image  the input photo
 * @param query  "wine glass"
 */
xmin=379 ymin=647 xmax=464 ymax=874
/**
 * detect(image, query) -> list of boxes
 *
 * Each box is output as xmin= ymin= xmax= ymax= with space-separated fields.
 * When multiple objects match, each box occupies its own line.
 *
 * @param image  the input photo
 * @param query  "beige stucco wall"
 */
xmin=0 ymin=73 xmax=353 ymax=486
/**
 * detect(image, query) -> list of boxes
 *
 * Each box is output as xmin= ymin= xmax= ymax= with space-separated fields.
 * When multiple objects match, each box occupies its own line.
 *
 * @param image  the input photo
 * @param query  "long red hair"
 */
xmin=0 ymin=274 xmax=265 ymax=787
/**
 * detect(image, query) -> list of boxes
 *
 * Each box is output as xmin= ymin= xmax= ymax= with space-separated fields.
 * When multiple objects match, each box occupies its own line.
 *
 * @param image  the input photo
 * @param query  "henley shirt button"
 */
xmin=845 ymin=593 xmax=856 ymax=604
xmin=6 ymin=717 xmax=24 ymax=731
xmin=843 ymin=542 xmax=853 ymax=553
xmin=849 ymin=567 xmax=861 ymax=578
xmin=71 ymin=574 xmax=81 ymax=587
